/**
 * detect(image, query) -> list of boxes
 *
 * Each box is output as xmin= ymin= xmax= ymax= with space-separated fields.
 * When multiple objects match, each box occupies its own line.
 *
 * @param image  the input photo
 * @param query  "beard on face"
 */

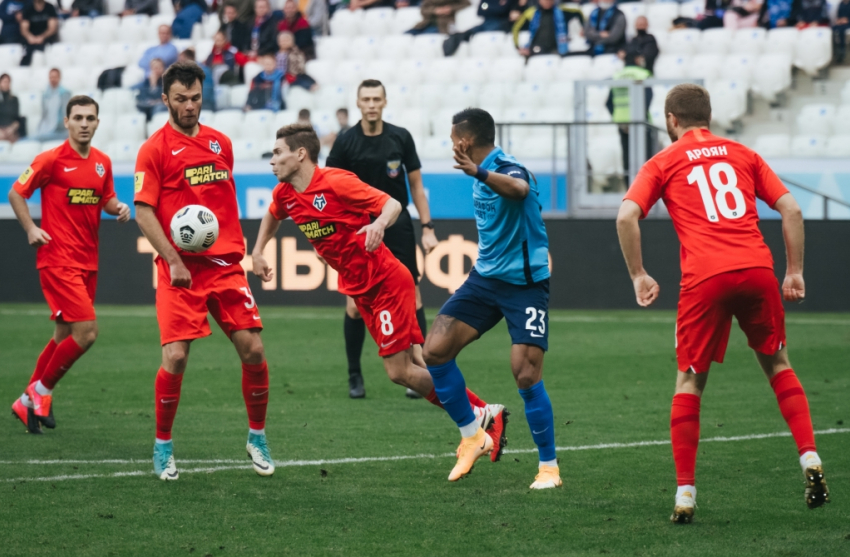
xmin=666 ymin=118 xmax=678 ymax=143
xmin=168 ymin=101 xmax=199 ymax=131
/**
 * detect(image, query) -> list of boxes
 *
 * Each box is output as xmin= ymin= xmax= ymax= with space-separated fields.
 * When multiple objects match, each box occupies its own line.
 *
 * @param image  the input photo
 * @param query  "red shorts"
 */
xmin=155 ymin=257 xmax=263 ymax=345
xmin=353 ymin=260 xmax=424 ymax=357
xmin=676 ymin=267 xmax=786 ymax=373
xmin=39 ymin=266 xmax=97 ymax=322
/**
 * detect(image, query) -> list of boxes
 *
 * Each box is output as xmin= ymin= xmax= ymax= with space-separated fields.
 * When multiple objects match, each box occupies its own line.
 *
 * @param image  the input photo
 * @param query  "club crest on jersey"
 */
xmin=95 ymin=163 xmax=105 ymax=178
xmin=387 ymin=160 xmax=401 ymax=179
xmin=313 ymin=193 xmax=327 ymax=211
xmin=210 ymin=140 xmax=222 ymax=155
xmin=184 ymin=164 xmax=230 ymax=186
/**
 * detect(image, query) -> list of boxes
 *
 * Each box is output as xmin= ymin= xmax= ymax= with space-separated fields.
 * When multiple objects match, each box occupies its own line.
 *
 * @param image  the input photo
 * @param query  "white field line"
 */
xmin=3 ymin=428 xmax=848 ymax=483
xmin=2 ymin=308 xmax=849 ymax=326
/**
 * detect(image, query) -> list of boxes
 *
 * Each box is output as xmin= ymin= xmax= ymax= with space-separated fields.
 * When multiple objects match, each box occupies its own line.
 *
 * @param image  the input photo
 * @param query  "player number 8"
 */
xmin=379 ymin=310 xmax=394 ymax=336
xmin=687 ymin=162 xmax=745 ymax=222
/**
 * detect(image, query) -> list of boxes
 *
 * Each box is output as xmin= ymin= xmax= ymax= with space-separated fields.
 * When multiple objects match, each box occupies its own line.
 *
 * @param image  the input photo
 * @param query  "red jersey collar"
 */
xmin=679 ymin=128 xmax=713 ymax=143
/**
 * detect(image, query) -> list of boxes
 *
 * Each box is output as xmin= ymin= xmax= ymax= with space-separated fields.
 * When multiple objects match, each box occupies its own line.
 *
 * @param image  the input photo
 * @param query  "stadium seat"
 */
xmin=524 ymin=55 xmax=561 ymax=82
xmin=377 ymin=34 xmax=414 ymax=61
xmin=432 ymin=107 xmax=462 ymax=138
xmin=410 ymin=34 xmax=448 ymax=60
xmin=331 ymin=60 xmax=367 ymax=86
xmin=284 ymin=87 xmax=314 ymax=112
xmin=77 ymin=43 xmax=106 ymax=67
xmin=382 ymin=83 xmax=419 ymax=109
xmin=590 ymin=54 xmax=624 ymax=80
xmin=665 ymin=29 xmax=700 ymax=56
xmin=455 ymin=58 xmax=491 ymax=84
xmin=751 ymin=54 xmax=792 ymax=102
xmin=329 ymin=9 xmax=362 ymax=37
xmin=734 ymin=27 xmax=767 ymax=55
xmin=61 ymin=67 xmax=94 ymax=92
xmin=0 ymin=44 xmax=23 ymax=67
xmin=560 ymin=55 xmax=592 ymax=81
xmin=586 ymin=85 xmax=610 ymax=111
xmin=646 ymin=3 xmax=680 ymax=37
xmin=545 ymin=82 xmax=575 ymax=111
xmin=313 ymin=85 xmax=350 ymax=112
xmin=440 ymin=83 xmax=480 ymax=110
xmin=752 ymin=134 xmax=791 ymax=157
xmin=40 ymin=139 xmax=65 ymax=152
xmin=790 ymin=134 xmax=827 ymax=157
xmin=686 ymin=54 xmax=723 ymax=81
xmin=0 ymin=140 xmax=11 ymax=162
xmin=201 ymin=14 xmax=220 ymax=40
xmin=510 ymin=82 xmax=548 ymax=110
xmin=469 ymin=32 xmax=507 ymax=58
xmin=107 ymin=140 xmax=143 ymax=162
xmin=842 ymin=81 xmax=850 ymax=104
xmin=794 ymin=27 xmax=832 ymax=76
xmin=91 ymin=15 xmax=120 ymax=43
xmin=427 ymin=58 xmax=460 ymax=84
xmin=502 ymin=107 xmax=538 ymax=139
xmin=587 ymin=135 xmax=623 ymax=189
xmin=122 ymin=64 xmax=145 ymax=89
xmin=511 ymin=134 xmax=556 ymax=158
xmin=244 ymin=62 xmax=263 ymax=85
xmin=348 ymin=36 xmax=382 ymax=60
xmin=419 ymin=136 xmax=454 ymax=159
xmin=394 ymin=108 xmax=427 ymax=139
xmin=454 ymin=5 xmax=483 ymax=33
xmin=60 ymin=17 xmax=91 ymax=44
xmin=699 ymin=28 xmax=733 ymax=55
xmin=214 ymin=85 xmax=231 ymax=110
xmin=231 ymin=139 xmax=263 ymax=160
xmin=705 ymin=79 xmax=747 ymax=128
xmin=765 ymin=27 xmax=798 ymax=57
xmin=535 ymin=106 xmax=571 ymax=123
xmin=8 ymin=141 xmax=44 ymax=163
xmin=45 ymin=43 xmax=78 ymax=68
xmin=146 ymin=111 xmax=169 ymax=137
xmin=105 ymin=42 xmax=136 ymax=68
xmin=157 ymin=0 xmax=175 ymax=15
xmin=488 ymin=56 xmax=525 ymax=83
xmin=106 ymin=0 xmax=125 ymax=14
xmin=393 ymin=59 xmax=429 ymax=85
xmin=113 ymin=112 xmax=147 ymax=141
xmin=195 ymin=39 xmax=214 ymax=63
xmin=119 ymin=14 xmax=150 ymax=43
xmin=619 ymin=2 xmax=646 ymax=39
xmin=476 ymin=82 xmax=513 ymax=112
xmin=274 ymin=110 xmax=299 ymax=130
xmin=211 ymin=110 xmax=244 ymax=139
xmin=305 ymin=60 xmax=337 ymax=86
xmin=148 ymin=14 xmax=174 ymax=39
xmin=720 ymin=54 xmax=756 ymax=85
xmin=834 ymin=105 xmax=850 ymax=134
xmin=796 ymin=104 xmax=835 ymax=135
xmin=362 ymin=7 xmax=396 ymax=36
xmin=392 ymin=7 xmax=423 ymax=35
xmin=825 ymin=135 xmax=850 ymax=157
xmin=229 ymin=84 xmax=250 ymax=109
xmin=310 ymin=109 xmax=337 ymax=137
xmin=198 ymin=111 xmax=214 ymax=127
xmin=678 ymin=0 xmax=704 ymax=20
xmin=652 ymin=54 xmax=690 ymax=79
xmin=243 ymin=109 xmax=276 ymax=142
xmin=100 ymin=88 xmax=137 ymax=115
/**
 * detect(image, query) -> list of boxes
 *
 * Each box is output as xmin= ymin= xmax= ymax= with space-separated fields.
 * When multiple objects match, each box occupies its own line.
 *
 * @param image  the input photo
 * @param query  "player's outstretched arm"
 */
xmin=453 ymin=146 xmax=529 ymax=200
xmin=135 ymin=202 xmax=192 ymax=289
xmin=357 ymin=198 xmax=402 ymax=252
xmin=251 ymin=211 xmax=282 ymax=282
xmin=616 ymin=200 xmax=659 ymax=307
xmin=408 ymin=169 xmax=438 ymax=254
xmin=103 ymin=197 xmax=131 ymax=223
xmin=8 ymin=189 xmax=51 ymax=247
xmin=774 ymin=193 xmax=805 ymax=302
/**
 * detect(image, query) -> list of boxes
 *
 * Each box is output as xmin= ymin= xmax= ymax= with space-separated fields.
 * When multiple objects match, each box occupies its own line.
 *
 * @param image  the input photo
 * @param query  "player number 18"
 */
xmin=687 ymin=162 xmax=745 ymax=222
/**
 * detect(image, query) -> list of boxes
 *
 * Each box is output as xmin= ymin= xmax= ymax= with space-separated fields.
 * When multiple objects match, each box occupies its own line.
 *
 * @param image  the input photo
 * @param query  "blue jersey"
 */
xmin=472 ymin=147 xmax=550 ymax=285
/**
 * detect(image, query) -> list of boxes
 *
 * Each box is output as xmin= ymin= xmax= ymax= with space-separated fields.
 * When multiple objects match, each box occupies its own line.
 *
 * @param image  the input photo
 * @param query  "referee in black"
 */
xmin=327 ymin=78 xmax=438 ymax=400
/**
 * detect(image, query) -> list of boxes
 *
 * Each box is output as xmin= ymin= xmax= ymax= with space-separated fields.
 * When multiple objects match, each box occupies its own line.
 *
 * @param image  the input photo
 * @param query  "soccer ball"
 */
xmin=170 ymin=205 xmax=219 ymax=253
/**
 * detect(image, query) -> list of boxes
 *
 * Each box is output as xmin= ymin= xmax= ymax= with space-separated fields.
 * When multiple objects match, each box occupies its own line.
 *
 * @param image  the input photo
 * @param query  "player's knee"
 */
xmin=163 ymin=344 xmax=190 ymax=373
xmin=73 ymin=322 xmax=98 ymax=349
xmin=241 ymin=339 xmax=265 ymax=365
xmin=422 ymin=341 xmax=449 ymax=367
xmin=513 ymin=368 xmax=539 ymax=390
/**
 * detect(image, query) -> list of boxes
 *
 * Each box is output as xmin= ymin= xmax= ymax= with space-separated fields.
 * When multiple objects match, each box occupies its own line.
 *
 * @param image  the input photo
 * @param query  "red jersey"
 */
xmin=134 ymin=123 xmax=244 ymax=263
xmin=269 ymin=167 xmax=393 ymax=296
xmin=625 ymin=129 xmax=789 ymax=290
xmin=13 ymin=141 xmax=115 ymax=271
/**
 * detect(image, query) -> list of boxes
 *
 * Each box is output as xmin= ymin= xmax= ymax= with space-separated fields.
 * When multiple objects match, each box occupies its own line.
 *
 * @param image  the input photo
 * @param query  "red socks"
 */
xmin=242 ymin=361 xmax=269 ymax=430
xmin=770 ymin=369 xmax=817 ymax=455
xmin=425 ymin=388 xmax=486 ymax=410
xmin=40 ymin=336 xmax=85 ymax=390
xmin=28 ymin=339 xmax=57 ymax=385
xmin=671 ymin=393 xmax=701 ymax=486
xmin=155 ymin=367 xmax=183 ymax=441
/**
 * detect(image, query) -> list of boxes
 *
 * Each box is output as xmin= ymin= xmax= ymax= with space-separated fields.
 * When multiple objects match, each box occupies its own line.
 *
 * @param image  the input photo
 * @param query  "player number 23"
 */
xmin=525 ymin=307 xmax=546 ymax=336
xmin=687 ymin=163 xmax=745 ymax=222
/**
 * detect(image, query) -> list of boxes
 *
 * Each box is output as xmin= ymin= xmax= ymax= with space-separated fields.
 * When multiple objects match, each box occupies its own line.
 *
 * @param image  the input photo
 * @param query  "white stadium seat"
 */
xmin=790 ymin=134 xmax=827 ymax=157
xmin=8 ymin=141 xmax=45 ymax=163
xmin=383 ymin=83 xmax=420 ymax=109
xmin=796 ymin=104 xmax=835 ymax=135
xmin=313 ymin=85 xmax=350 ymax=111
xmin=157 ymin=0 xmax=175 ymax=15
xmin=794 ymin=27 xmax=832 ymax=76
xmin=488 ymin=56 xmax=525 ymax=82
xmin=834 ymin=105 xmax=850 ymax=134
xmin=286 ymin=87 xmax=314 ymax=111
xmin=619 ymin=2 xmax=646 ymax=39
xmin=751 ymin=54 xmax=792 ymax=102
xmin=329 ymin=9 xmax=362 ymax=37
xmin=274 ymin=110 xmax=299 ymax=130
xmin=420 ymin=136 xmax=454 ymax=159
xmin=60 ymin=17 xmax=91 ymax=43
xmin=91 ymin=16 xmax=120 ymax=43
xmin=195 ymin=39 xmax=214 ymax=63
xmin=841 ymin=81 xmax=850 ymax=104
xmin=0 ymin=44 xmax=23 ymax=67
xmin=393 ymin=108 xmax=426 ymax=140
xmin=243 ymin=109 xmax=277 ymax=143
xmin=119 ymin=14 xmax=151 ymax=43
xmin=440 ymin=83 xmax=479 ymax=110
xmin=418 ymin=83 xmax=445 ymax=111
xmin=454 ymin=5 xmax=483 ymax=33
xmin=113 ymin=112 xmax=148 ymax=141
xmin=765 ymin=28 xmax=799 ymax=57
xmin=40 ymin=139 xmax=65 ymax=152
xmin=105 ymin=42 xmax=136 ymax=68
xmin=0 ymin=140 xmax=12 ymax=162
xmin=699 ymin=28 xmax=733 ymax=55
xmin=664 ymin=29 xmax=700 ymax=56
xmin=211 ymin=109 xmax=244 ymax=139
xmin=752 ymin=134 xmax=791 ymax=157
xmin=304 ymin=60 xmax=337 ymax=86
xmin=545 ymin=82 xmax=575 ymax=111
xmin=77 ymin=43 xmax=106 ymax=67
xmin=107 ymin=140 xmax=144 ymax=162
xmin=121 ymin=65 xmax=145 ymax=88
xmin=410 ymin=34 xmax=447 ymax=60
xmin=106 ymin=0 xmax=124 ymax=14
xmin=560 ymin=55 xmax=592 ymax=81
xmin=147 ymin=111 xmax=169 ymax=137
xmin=232 ymin=139 xmax=263 ymax=160
xmin=477 ymin=82 xmax=512 ymax=112
xmin=349 ymin=36 xmax=383 ymax=60
xmin=427 ymin=58 xmax=460 ymax=84
xmin=590 ymin=54 xmax=623 ymax=80
xmin=469 ymin=32 xmax=507 ymax=59
xmin=510 ymin=82 xmax=548 ymax=110
xmin=720 ymin=54 xmax=757 ymax=85
xmin=17 ymin=89 xmax=41 ymax=119
xmin=334 ymin=60 xmax=369 ymax=85
xmin=523 ymin=55 xmax=560 ymax=82
xmin=588 ymin=135 xmax=623 ymax=190
xmin=392 ymin=7 xmax=423 ymax=34
xmin=362 ymin=7 xmax=396 ymax=36
xmin=229 ymin=84 xmax=250 ymax=109
xmin=100 ymin=88 xmax=137 ymax=115
xmin=377 ymin=35 xmax=414 ymax=61
xmin=61 ymin=67 xmax=93 ymax=91
xmin=653 ymin=54 xmax=690 ymax=79
xmin=198 ymin=111 xmax=214 ymax=127
xmin=734 ymin=27 xmax=767 ymax=55
xmin=535 ymin=106 xmax=571 ymax=123
xmin=45 ymin=43 xmax=77 ymax=68
xmin=687 ymin=54 xmax=723 ymax=81
xmin=678 ymin=0 xmax=704 ymax=19
xmin=455 ymin=58 xmax=491 ymax=84
xmin=243 ymin=62 xmax=263 ymax=85
xmin=392 ymin=59 xmax=429 ymax=85
xmin=825 ymin=135 xmax=850 ymax=157
xmin=646 ymin=3 xmax=680 ymax=35
xmin=706 ymin=79 xmax=747 ymax=128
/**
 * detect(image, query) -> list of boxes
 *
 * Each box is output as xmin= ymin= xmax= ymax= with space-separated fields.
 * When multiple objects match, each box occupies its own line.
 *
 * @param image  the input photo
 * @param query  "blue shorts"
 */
xmin=438 ymin=268 xmax=550 ymax=351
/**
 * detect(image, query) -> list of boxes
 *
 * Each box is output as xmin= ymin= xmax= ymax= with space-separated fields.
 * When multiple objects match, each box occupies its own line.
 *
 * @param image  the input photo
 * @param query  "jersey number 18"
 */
xmin=687 ymin=162 xmax=745 ymax=222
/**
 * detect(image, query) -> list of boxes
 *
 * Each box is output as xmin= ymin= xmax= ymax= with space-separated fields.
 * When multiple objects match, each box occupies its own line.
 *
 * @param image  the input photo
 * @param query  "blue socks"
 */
xmin=427 ymin=359 xmax=476 ymax=429
xmin=519 ymin=380 xmax=556 ymax=463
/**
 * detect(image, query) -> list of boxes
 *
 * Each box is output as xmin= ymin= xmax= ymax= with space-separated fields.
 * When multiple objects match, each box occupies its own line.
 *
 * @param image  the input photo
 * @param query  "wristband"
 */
xmin=474 ymin=166 xmax=489 ymax=182
xmin=421 ymin=221 xmax=435 ymax=230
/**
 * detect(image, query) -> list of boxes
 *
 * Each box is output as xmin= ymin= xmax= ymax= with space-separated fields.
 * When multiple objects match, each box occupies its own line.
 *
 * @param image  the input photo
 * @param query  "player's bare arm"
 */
xmin=774 ymin=193 xmax=805 ymax=302
xmin=357 ymin=197 xmax=402 ymax=252
xmin=251 ymin=211 xmax=282 ymax=282
xmin=103 ymin=198 xmax=131 ymax=223
xmin=8 ymin=188 xmax=52 ymax=247
xmin=408 ymin=169 xmax=438 ymax=254
xmin=453 ymin=146 xmax=529 ymax=200
xmin=135 ymin=202 xmax=192 ymax=288
xmin=616 ymin=199 xmax=659 ymax=307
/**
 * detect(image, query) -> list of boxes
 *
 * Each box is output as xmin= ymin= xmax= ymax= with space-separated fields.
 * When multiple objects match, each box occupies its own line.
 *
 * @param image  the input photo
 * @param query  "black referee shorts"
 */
xmin=383 ymin=208 xmax=420 ymax=284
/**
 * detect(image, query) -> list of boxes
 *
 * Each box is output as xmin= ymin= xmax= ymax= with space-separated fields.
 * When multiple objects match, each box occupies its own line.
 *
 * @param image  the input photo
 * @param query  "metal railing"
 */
xmin=778 ymin=175 xmax=850 ymax=220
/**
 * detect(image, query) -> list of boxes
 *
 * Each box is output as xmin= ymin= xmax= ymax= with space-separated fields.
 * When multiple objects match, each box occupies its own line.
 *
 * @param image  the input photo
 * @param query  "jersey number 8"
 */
xmin=687 ymin=163 xmax=745 ymax=222
xmin=379 ymin=310 xmax=394 ymax=336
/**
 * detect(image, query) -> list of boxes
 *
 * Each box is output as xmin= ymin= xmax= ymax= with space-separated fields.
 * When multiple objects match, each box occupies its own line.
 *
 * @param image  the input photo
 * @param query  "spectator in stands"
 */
xmin=245 ymin=53 xmax=285 ymax=112
xmin=34 ymin=68 xmax=70 ymax=141
xmin=206 ymin=31 xmax=248 ymax=85
xmin=297 ymin=108 xmax=311 ymax=125
xmin=275 ymin=31 xmax=318 ymax=91
xmin=444 ymin=0 xmax=521 ymax=56
xmin=791 ymin=0 xmax=828 ymax=27
xmin=512 ymin=0 xmax=583 ymax=57
xmin=723 ymin=0 xmax=763 ymax=29
xmin=759 ymin=0 xmax=792 ymax=28
xmin=407 ymin=0 xmax=470 ymax=35
xmin=336 ymin=108 xmax=350 ymax=135
xmin=69 ymin=0 xmax=104 ymax=17
xmin=278 ymin=0 xmax=316 ymax=60
xmin=220 ymin=2 xmax=251 ymax=52
xmin=606 ymin=46 xmax=653 ymax=178
xmin=0 ymin=73 xmax=21 ymax=142
xmin=621 ymin=15 xmax=657 ymax=74
xmin=250 ymin=0 xmax=280 ymax=57
xmin=20 ymin=0 xmax=59 ymax=66
xmin=348 ymin=0 xmax=399 ymax=10
xmin=0 ymin=0 xmax=24 ymax=45
xmin=219 ymin=0 xmax=253 ymax=24
xmin=687 ymin=0 xmax=729 ymax=30
xmin=304 ymin=0 xmax=329 ymax=37
xmin=178 ymin=48 xmax=215 ymax=111
xmin=172 ymin=0 xmax=208 ymax=39
xmin=134 ymin=58 xmax=168 ymax=121
xmin=834 ymin=0 xmax=850 ymax=63
xmin=584 ymin=0 xmax=626 ymax=56
xmin=139 ymin=25 xmax=179 ymax=77
xmin=122 ymin=0 xmax=158 ymax=16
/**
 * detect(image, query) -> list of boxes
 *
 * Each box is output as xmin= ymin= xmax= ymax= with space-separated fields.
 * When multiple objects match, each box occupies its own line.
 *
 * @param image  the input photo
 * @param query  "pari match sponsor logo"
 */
xmin=298 ymin=220 xmax=336 ymax=240
xmin=67 ymin=188 xmax=101 ymax=205
xmin=184 ymin=164 xmax=230 ymax=186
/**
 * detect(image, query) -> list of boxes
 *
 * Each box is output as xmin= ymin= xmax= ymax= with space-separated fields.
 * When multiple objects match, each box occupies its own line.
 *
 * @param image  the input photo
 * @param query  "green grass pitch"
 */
xmin=1 ymin=304 xmax=848 ymax=556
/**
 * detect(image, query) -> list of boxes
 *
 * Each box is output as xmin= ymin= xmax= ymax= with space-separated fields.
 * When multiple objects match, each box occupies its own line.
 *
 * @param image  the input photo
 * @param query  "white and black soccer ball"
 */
xmin=170 ymin=205 xmax=219 ymax=253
